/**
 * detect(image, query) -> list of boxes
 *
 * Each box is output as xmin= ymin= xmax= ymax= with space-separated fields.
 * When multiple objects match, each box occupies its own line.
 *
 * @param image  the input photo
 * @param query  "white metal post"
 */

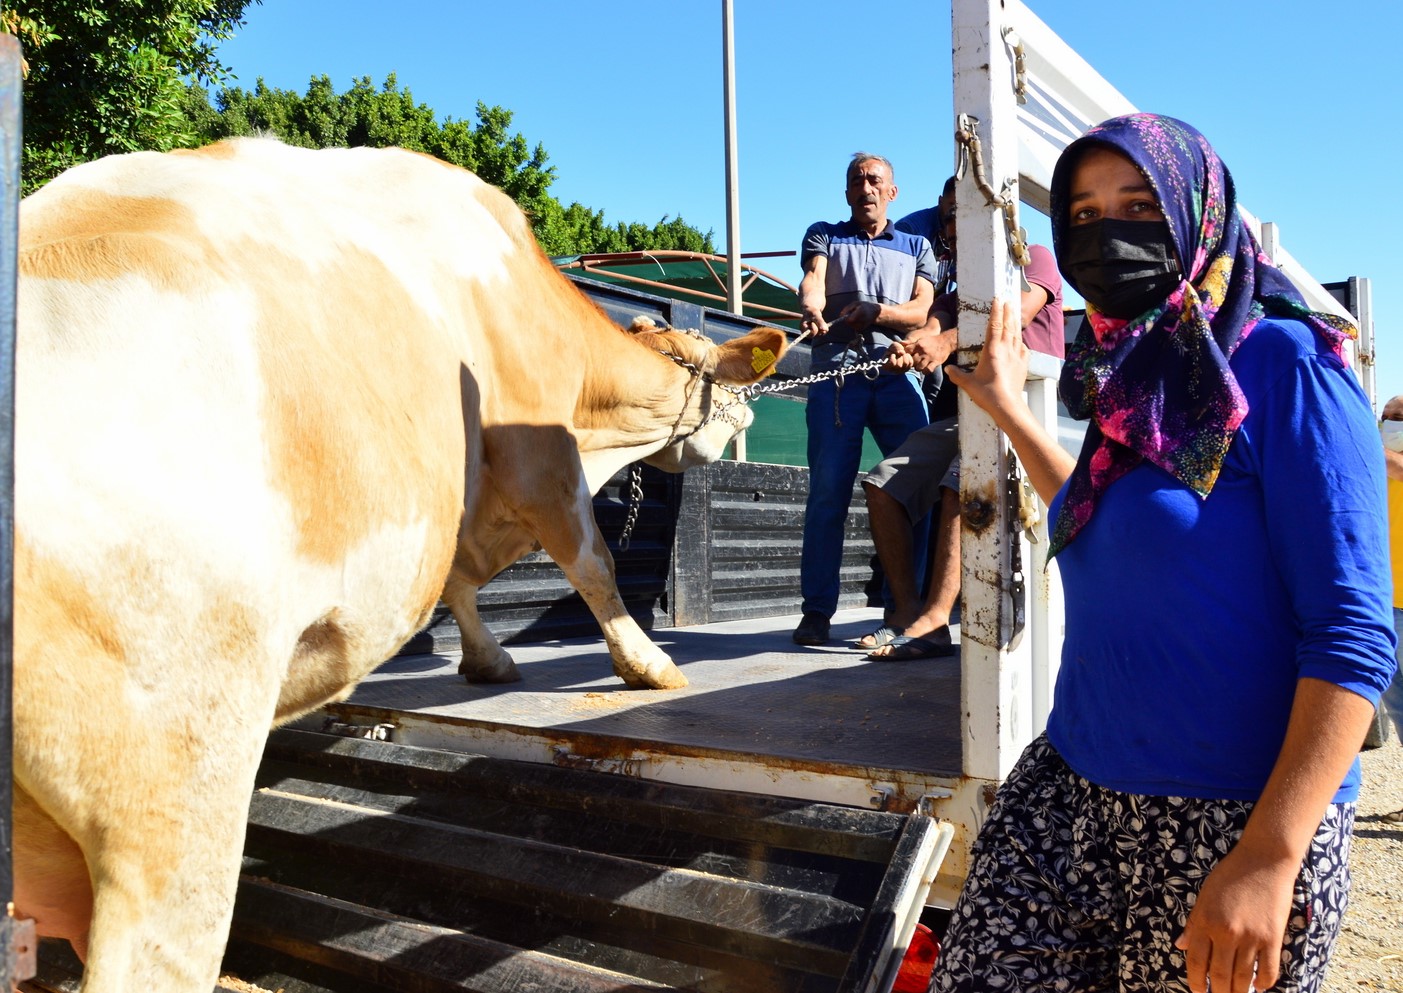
xmin=1355 ymin=277 xmax=1376 ymax=407
xmin=1023 ymin=372 xmax=1061 ymax=733
xmin=951 ymin=0 xmax=1034 ymax=783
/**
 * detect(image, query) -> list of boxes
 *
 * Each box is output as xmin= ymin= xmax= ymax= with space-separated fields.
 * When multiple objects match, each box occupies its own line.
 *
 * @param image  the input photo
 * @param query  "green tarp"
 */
xmin=555 ymin=253 xmax=802 ymax=330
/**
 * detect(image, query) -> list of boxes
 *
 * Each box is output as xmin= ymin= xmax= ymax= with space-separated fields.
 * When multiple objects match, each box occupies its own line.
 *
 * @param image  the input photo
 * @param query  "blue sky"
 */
xmin=217 ymin=1 xmax=1402 ymax=401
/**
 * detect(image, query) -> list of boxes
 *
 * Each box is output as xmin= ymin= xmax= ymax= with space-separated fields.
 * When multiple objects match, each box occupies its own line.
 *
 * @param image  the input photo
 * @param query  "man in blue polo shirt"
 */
xmin=792 ymin=153 xmax=937 ymax=645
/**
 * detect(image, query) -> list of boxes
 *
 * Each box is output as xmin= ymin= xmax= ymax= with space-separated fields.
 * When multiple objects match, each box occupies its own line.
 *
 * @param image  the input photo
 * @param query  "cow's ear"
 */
xmin=709 ymin=327 xmax=787 ymax=384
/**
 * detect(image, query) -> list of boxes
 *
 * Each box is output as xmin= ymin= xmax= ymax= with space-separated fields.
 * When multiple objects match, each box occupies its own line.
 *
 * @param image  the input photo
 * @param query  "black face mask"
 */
xmin=1060 ymin=218 xmax=1182 ymax=319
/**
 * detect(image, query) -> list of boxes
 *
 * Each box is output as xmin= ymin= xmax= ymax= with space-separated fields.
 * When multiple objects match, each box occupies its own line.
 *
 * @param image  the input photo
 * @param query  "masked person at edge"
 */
xmin=931 ymin=114 xmax=1396 ymax=993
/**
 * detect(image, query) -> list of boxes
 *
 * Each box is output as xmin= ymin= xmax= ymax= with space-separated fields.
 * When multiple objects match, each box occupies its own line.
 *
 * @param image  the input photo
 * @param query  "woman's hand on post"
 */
xmin=943 ymin=296 xmax=1073 ymax=504
xmin=944 ymin=296 xmax=1027 ymax=417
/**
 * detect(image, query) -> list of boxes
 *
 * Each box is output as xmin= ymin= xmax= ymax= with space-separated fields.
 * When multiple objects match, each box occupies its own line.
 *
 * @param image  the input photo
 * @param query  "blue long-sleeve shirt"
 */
xmin=1047 ymin=317 xmax=1397 ymax=803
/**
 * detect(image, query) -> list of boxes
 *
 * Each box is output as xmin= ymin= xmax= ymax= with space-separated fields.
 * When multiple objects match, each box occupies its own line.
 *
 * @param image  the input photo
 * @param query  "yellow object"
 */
xmin=1389 ymin=478 xmax=1403 ymax=609
xmin=751 ymin=346 xmax=776 ymax=373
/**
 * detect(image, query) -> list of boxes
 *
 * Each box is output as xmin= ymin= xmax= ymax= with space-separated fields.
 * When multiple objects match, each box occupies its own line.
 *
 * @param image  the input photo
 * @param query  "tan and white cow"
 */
xmin=13 ymin=138 xmax=785 ymax=991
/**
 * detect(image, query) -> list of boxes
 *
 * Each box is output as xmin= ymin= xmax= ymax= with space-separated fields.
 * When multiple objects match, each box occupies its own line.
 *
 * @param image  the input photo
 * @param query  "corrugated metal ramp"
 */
xmin=212 ymin=727 xmax=951 ymax=993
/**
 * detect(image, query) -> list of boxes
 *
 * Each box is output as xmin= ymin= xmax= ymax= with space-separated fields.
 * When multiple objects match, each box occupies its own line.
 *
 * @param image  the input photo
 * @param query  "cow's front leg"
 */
xmin=442 ymin=572 xmax=521 ymax=683
xmin=533 ymin=489 xmax=687 ymax=691
xmin=576 ymin=558 xmax=689 ymax=689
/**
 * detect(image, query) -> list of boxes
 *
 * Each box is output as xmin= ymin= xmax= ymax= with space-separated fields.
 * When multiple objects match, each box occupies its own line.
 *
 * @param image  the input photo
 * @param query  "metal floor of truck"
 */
xmin=318 ymin=608 xmax=965 ymax=808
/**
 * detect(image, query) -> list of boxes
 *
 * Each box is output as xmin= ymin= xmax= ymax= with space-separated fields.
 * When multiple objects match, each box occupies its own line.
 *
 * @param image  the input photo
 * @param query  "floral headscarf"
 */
xmin=1047 ymin=113 xmax=1356 ymax=557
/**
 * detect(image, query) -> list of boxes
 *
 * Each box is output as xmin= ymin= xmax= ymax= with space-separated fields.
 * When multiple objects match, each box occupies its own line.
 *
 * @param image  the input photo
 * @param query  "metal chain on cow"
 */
xmin=650 ymin=339 xmax=887 ymax=434
xmin=617 ymin=344 xmax=708 ymax=554
xmin=617 ymin=325 xmax=891 ymax=553
xmin=618 ymin=463 xmax=644 ymax=552
xmin=739 ymin=348 xmax=886 ymax=432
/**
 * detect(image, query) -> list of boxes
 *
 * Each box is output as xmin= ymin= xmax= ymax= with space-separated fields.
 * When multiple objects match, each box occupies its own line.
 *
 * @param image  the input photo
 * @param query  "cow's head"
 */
xmin=628 ymin=319 xmax=788 ymax=471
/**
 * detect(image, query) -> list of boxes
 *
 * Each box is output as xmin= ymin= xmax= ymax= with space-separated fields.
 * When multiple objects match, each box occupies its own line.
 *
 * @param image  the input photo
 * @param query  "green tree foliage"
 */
xmin=530 ymin=200 xmax=715 ymax=257
xmin=186 ymin=74 xmax=715 ymax=256
xmin=4 ymin=0 xmax=259 ymax=192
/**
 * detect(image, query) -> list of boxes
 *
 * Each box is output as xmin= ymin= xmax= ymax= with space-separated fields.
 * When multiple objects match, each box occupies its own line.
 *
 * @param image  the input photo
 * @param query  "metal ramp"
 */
xmin=209 ymin=728 xmax=949 ymax=993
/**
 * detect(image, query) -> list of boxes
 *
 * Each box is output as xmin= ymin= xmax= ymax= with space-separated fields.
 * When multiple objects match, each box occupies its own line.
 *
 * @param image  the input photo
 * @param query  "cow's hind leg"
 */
xmin=443 ymin=571 xmax=521 ymax=683
xmin=12 ymin=784 xmax=94 ymax=962
xmin=55 ymin=715 xmax=271 ymax=992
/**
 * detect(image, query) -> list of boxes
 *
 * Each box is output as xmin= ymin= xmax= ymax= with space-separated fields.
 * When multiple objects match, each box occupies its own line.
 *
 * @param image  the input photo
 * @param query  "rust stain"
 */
xmin=329 ymin=701 xmax=949 ymax=813
xmin=962 ymin=484 xmax=998 ymax=533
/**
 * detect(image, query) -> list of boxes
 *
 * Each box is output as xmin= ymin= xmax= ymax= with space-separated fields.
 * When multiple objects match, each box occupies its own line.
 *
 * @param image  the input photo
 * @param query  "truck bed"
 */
xmin=315 ymin=608 xmax=965 ymax=814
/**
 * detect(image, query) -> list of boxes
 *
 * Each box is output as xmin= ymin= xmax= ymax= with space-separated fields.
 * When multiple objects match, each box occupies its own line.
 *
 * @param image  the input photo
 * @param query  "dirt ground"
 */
xmin=1322 ymin=740 xmax=1403 ymax=991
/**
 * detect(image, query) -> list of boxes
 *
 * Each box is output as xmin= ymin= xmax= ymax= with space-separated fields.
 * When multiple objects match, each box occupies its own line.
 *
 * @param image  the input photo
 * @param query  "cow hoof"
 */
xmin=615 ymin=660 xmax=688 ymax=691
xmin=458 ymin=650 xmax=522 ymax=684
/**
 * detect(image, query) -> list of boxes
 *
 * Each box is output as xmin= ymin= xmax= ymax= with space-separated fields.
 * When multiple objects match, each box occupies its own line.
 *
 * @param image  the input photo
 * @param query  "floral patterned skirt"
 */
xmin=931 ymin=734 xmax=1353 ymax=993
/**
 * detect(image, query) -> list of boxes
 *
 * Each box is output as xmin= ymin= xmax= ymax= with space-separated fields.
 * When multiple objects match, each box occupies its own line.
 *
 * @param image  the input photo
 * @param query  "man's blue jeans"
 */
xmin=800 ymin=369 xmax=929 ymax=618
xmin=1381 ymin=606 xmax=1403 ymax=740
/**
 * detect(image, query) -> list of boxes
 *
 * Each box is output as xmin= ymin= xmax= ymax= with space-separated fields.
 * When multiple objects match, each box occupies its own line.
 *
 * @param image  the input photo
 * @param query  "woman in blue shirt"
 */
xmin=933 ymin=114 xmax=1395 ymax=993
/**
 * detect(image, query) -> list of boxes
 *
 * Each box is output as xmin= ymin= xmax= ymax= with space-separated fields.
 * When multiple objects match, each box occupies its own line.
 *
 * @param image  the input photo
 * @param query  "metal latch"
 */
xmin=319 ymin=718 xmax=395 ymax=741
xmin=1006 ymin=453 xmax=1029 ymax=647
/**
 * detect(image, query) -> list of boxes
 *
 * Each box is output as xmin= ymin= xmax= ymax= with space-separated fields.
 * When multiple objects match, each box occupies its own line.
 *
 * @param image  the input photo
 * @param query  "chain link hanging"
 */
xmin=617 ymin=463 xmax=645 ymax=552
xmin=954 ymin=113 xmax=1032 ymax=291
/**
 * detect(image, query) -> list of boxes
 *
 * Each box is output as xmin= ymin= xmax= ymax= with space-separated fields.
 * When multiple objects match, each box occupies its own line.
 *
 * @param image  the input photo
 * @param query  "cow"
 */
xmin=13 ymin=138 xmax=786 ymax=991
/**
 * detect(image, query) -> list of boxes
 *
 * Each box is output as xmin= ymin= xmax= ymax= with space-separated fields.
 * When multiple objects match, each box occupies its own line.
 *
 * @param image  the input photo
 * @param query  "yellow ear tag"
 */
xmin=751 ymin=346 xmax=776 ymax=373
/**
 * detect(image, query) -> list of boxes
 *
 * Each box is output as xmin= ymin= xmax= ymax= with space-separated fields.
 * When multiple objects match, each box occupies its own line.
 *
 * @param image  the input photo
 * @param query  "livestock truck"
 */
xmin=11 ymin=1 xmax=1375 ymax=991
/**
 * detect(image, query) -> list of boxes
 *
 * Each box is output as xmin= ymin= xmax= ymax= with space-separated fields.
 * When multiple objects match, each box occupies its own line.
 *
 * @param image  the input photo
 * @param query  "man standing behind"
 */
xmin=792 ymin=153 xmax=937 ymax=645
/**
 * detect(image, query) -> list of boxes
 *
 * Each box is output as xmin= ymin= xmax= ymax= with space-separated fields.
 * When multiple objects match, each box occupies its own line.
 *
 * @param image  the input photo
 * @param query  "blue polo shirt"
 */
xmin=801 ymin=219 xmax=936 ymax=371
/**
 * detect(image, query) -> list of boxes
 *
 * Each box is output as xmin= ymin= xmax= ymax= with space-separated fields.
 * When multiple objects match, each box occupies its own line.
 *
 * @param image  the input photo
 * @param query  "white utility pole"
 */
xmin=721 ymin=0 xmax=747 ymax=461
xmin=721 ymin=0 xmax=742 ymax=315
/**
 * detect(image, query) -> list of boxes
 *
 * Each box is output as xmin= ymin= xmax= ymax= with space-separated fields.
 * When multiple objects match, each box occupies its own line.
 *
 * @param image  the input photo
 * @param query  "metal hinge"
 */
xmin=5 ymin=913 xmax=36 ymax=984
xmin=552 ymin=747 xmax=643 ymax=777
xmin=1005 ymin=451 xmax=1029 ymax=648
xmin=914 ymin=791 xmax=955 ymax=819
